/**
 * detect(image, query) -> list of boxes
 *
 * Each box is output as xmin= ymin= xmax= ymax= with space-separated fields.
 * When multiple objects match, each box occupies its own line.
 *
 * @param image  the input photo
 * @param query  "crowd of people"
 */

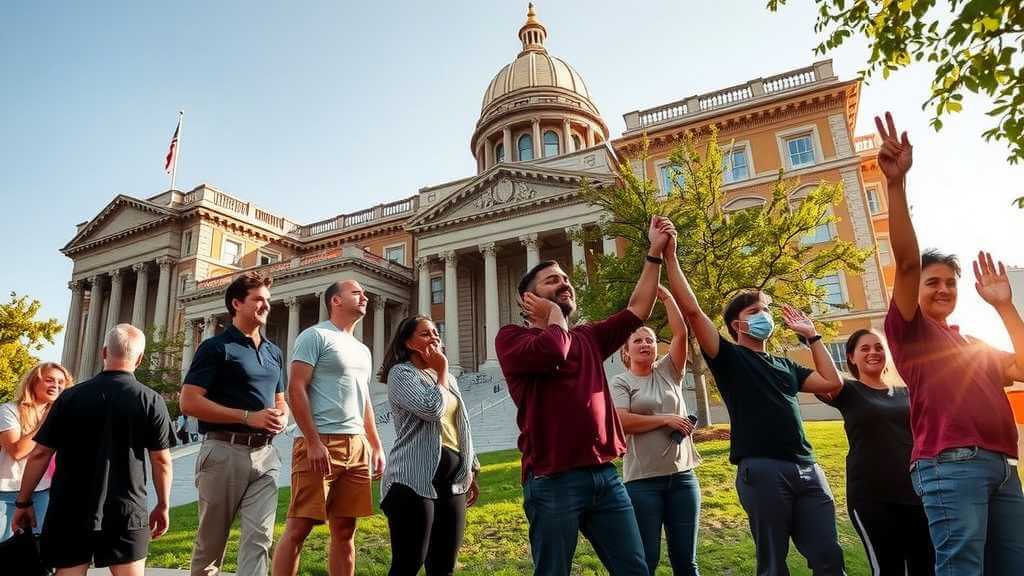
xmin=2 ymin=112 xmax=1023 ymax=576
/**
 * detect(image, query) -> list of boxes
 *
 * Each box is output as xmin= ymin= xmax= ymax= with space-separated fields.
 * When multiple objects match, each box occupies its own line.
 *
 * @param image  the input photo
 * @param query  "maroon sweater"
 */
xmin=495 ymin=309 xmax=643 ymax=481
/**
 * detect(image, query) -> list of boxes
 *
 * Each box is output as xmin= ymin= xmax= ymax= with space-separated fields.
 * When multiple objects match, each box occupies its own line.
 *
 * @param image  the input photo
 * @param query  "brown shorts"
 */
xmin=288 ymin=434 xmax=373 ymax=521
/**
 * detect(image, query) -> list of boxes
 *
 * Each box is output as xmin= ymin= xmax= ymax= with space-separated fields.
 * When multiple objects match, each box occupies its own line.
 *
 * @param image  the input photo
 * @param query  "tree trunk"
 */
xmin=689 ymin=332 xmax=713 ymax=428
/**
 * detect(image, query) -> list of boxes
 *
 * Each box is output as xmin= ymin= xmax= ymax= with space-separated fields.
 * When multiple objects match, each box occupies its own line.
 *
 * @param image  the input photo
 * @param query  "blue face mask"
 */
xmin=742 ymin=311 xmax=774 ymax=341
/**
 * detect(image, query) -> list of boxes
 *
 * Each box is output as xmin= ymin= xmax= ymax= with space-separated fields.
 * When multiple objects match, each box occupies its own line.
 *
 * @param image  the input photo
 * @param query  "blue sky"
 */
xmin=2 ymin=0 xmax=1022 ymax=359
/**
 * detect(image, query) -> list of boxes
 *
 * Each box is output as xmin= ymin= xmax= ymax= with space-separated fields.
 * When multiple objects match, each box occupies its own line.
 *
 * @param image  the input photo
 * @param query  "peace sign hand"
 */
xmin=873 ymin=111 xmax=913 ymax=181
xmin=973 ymin=251 xmax=1012 ymax=307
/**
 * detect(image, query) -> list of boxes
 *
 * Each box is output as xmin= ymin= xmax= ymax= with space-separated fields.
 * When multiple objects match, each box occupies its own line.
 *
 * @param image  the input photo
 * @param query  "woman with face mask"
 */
xmin=817 ymin=329 xmax=934 ymax=575
xmin=611 ymin=286 xmax=701 ymax=575
xmin=661 ymin=228 xmax=846 ymax=576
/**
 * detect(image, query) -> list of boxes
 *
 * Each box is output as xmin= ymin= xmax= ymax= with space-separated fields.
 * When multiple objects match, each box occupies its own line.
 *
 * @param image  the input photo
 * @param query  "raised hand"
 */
xmin=520 ymin=292 xmax=562 ymax=327
xmin=648 ymin=216 xmax=674 ymax=254
xmin=782 ymin=304 xmax=817 ymax=339
xmin=656 ymin=284 xmax=672 ymax=302
xmin=874 ymin=111 xmax=913 ymax=181
xmin=974 ymin=251 xmax=1012 ymax=307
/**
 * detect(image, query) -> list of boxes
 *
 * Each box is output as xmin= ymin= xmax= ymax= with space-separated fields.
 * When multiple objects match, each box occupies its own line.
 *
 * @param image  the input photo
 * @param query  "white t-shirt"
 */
xmin=0 ymin=402 xmax=53 ymax=492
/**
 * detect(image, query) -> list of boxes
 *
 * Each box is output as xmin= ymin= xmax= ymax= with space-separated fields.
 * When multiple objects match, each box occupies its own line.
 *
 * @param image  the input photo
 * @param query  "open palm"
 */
xmin=874 ymin=112 xmax=913 ymax=181
xmin=782 ymin=304 xmax=817 ymax=338
xmin=974 ymin=251 xmax=1012 ymax=306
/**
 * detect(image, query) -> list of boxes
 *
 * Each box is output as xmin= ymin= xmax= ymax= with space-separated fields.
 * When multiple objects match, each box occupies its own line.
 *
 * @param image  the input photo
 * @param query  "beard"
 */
xmin=545 ymin=289 xmax=575 ymax=317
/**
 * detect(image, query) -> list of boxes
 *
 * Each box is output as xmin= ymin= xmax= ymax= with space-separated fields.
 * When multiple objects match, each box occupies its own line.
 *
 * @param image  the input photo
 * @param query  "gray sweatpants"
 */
xmin=735 ymin=458 xmax=845 ymax=576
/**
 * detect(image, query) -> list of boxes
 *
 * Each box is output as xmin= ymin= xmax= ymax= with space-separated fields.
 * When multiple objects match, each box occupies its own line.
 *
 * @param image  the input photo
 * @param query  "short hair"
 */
xmin=517 ymin=260 xmax=560 ymax=297
xmin=224 ymin=272 xmax=272 ymax=316
xmin=921 ymin=249 xmax=961 ymax=277
xmin=104 ymin=324 xmax=146 ymax=361
xmin=723 ymin=290 xmax=768 ymax=340
xmin=324 ymin=280 xmax=343 ymax=311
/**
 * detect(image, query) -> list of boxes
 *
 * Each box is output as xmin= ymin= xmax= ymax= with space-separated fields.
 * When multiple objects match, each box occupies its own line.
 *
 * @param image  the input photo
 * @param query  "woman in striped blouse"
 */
xmin=378 ymin=315 xmax=480 ymax=576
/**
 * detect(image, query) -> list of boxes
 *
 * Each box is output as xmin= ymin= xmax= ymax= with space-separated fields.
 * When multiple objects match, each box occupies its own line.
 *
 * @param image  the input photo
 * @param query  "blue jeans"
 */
xmin=626 ymin=470 xmax=701 ymax=576
xmin=523 ymin=463 xmax=647 ymax=576
xmin=911 ymin=446 xmax=1024 ymax=575
xmin=0 ymin=489 xmax=49 ymax=541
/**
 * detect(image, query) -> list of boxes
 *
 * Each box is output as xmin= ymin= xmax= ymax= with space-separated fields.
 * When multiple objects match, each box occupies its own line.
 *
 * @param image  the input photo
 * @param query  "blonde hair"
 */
xmin=13 ymin=362 xmax=73 ymax=434
xmin=619 ymin=326 xmax=658 ymax=370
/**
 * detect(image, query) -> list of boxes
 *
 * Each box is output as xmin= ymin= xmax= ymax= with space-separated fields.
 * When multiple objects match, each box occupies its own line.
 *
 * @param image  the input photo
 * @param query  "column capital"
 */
xmin=156 ymin=256 xmax=176 ymax=269
xmin=519 ymin=233 xmax=539 ymax=249
xmin=396 ymin=303 xmax=409 ymax=317
xmin=373 ymin=295 xmax=388 ymax=311
xmin=90 ymin=273 xmax=106 ymax=287
xmin=285 ymin=296 xmax=300 ymax=307
xmin=532 ymin=117 xmax=540 ymax=126
xmin=108 ymin=267 xmax=124 ymax=281
xmin=565 ymin=223 xmax=584 ymax=234
xmin=132 ymin=262 xmax=148 ymax=273
xmin=68 ymin=280 xmax=84 ymax=292
xmin=478 ymin=242 xmax=497 ymax=257
xmin=415 ymin=255 xmax=432 ymax=271
xmin=441 ymin=251 xmax=458 ymax=265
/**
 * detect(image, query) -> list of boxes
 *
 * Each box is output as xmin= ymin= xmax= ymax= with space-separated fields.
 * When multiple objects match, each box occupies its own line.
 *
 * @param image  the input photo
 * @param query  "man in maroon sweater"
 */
xmin=495 ymin=216 xmax=673 ymax=576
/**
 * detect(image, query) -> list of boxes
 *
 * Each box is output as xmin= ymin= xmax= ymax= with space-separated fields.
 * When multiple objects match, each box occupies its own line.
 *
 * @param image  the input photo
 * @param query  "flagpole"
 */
xmin=170 ymin=110 xmax=183 ymax=191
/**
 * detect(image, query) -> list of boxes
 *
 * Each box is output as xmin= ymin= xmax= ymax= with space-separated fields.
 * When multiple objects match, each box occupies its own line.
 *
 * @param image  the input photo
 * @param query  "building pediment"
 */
xmin=62 ymin=195 xmax=176 ymax=255
xmin=406 ymin=165 xmax=614 ymax=233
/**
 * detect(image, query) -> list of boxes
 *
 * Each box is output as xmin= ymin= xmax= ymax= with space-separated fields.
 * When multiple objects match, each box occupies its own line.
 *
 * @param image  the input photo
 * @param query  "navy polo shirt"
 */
xmin=184 ymin=324 xmax=285 ymax=434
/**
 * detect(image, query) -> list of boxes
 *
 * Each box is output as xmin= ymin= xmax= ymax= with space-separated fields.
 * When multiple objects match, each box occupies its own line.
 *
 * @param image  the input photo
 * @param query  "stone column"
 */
xmin=520 ymin=233 xmax=540 ymax=270
xmin=566 ymin=224 xmax=586 ymax=271
xmin=180 ymin=318 xmax=196 ymax=376
xmin=286 ymin=297 xmax=301 ymax=364
xmin=532 ymin=118 xmax=542 ymax=158
xmin=480 ymin=243 xmax=499 ymax=366
xmin=62 ymin=281 xmax=85 ymax=373
xmin=105 ymin=268 xmax=124 ymax=335
xmin=442 ymin=251 xmax=460 ymax=368
xmin=563 ymin=119 xmax=573 ymax=153
xmin=317 ymin=290 xmax=328 ymax=322
xmin=502 ymin=127 xmax=512 ymax=163
xmin=417 ymin=256 xmax=432 ymax=315
xmin=153 ymin=257 xmax=175 ymax=334
xmin=373 ymin=296 xmax=387 ymax=382
xmin=131 ymin=262 xmax=149 ymax=328
xmin=484 ymin=136 xmax=494 ymax=168
xmin=80 ymin=274 xmax=106 ymax=378
xmin=586 ymin=125 xmax=596 ymax=147
xmin=393 ymin=303 xmax=409 ymax=334
xmin=202 ymin=315 xmax=217 ymax=340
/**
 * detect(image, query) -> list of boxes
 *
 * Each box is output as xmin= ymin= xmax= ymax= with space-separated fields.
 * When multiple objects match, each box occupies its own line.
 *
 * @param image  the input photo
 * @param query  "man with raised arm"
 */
xmin=877 ymin=111 xmax=1024 ymax=573
xmin=495 ymin=216 xmax=674 ymax=576
xmin=662 ymin=231 xmax=845 ymax=575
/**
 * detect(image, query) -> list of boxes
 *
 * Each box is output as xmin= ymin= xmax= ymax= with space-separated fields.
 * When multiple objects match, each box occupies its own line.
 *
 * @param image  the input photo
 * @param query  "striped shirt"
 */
xmin=381 ymin=362 xmax=478 ymax=501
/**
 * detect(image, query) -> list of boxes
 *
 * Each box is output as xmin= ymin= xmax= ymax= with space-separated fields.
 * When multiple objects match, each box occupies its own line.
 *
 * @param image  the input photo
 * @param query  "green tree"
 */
xmin=135 ymin=326 xmax=186 ymax=397
xmin=0 ymin=293 xmax=62 ymax=402
xmin=768 ymin=0 xmax=1024 ymax=170
xmin=576 ymin=129 xmax=872 ymax=426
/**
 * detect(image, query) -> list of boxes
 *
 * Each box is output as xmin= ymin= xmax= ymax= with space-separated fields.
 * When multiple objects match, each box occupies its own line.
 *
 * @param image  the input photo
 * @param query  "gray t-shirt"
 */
xmin=291 ymin=320 xmax=371 ymax=435
xmin=612 ymin=356 xmax=701 ymax=483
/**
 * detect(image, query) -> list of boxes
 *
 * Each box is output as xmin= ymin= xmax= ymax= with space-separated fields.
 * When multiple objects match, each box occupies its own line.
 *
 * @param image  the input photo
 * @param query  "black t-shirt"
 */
xmin=184 ymin=324 xmax=284 ymax=433
xmin=34 ymin=371 xmax=171 ymax=532
xmin=704 ymin=335 xmax=815 ymax=465
xmin=822 ymin=379 xmax=918 ymax=504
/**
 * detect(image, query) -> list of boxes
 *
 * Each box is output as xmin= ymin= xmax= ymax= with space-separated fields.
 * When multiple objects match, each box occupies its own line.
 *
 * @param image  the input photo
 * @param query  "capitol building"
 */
xmin=58 ymin=5 xmax=894 ymax=448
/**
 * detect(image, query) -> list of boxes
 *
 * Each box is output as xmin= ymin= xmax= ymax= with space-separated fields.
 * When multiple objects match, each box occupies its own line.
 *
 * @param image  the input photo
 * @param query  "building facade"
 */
xmin=60 ymin=6 xmax=892 ymax=445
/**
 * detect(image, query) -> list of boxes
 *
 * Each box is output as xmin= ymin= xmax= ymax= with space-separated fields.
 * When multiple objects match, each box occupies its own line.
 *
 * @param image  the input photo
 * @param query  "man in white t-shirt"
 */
xmin=271 ymin=279 xmax=386 ymax=576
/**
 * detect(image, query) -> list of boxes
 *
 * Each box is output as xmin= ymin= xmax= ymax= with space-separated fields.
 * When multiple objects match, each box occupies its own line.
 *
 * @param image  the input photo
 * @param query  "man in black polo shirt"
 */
xmin=12 ymin=324 xmax=172 ymax=575
xmin=180 ymin=271 xmax=288 ymax=576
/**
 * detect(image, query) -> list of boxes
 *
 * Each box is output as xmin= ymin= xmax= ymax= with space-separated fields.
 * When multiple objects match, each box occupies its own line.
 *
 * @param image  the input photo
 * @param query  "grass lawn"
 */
xmin=149 ymin=421 xmax=870 ymax=575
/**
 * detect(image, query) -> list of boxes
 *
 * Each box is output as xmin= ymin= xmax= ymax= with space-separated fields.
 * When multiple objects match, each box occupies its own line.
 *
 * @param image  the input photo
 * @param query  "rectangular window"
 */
xmin=866 ymin=186 xmax=882 ymax=215
xmin=182 ymin=230 xmax=193 ymax=255
xmin=877 ymin=238 xmax=893 ymax=266
xmin=257 ymin=250 xmax=280 ymax=266
xmin=430 ymin=276 xmax=444 ymax=304
xmin=222 ymin=239 xmax=243 ymax=266
xmin=658 ymin=164 xmax=684 ymax=196
xmin=787 ymin=135 xmax=816 ymax=167
xmin=723 ymin=148 xmax=749 ymax=183
xmin=816 ymin=273 xmax=845 ymax=308
xmin=802 ymin=222 xmax=834 ymax=245
xmin=825 ymin=342 xmax=848 ymax=372
xmin=385 ymin=244 xmax=406 ymax=265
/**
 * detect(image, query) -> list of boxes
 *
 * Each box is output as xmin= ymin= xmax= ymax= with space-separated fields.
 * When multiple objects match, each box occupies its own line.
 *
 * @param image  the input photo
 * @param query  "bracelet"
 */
xmin=800 ymin=334 xmax=822 ymax=346
xmin=242 ymin=410 xmax=250 ymax=425
xmin=645 ymin=255 xmax=663 ymax=265
xmin=14 ymin=499 xmax=33 ymax=509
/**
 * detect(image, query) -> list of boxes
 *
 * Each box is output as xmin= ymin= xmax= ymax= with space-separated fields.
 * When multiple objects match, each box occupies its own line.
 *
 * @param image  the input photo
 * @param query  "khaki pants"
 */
xmin=190 ymin=439 xmax=280 ymax=576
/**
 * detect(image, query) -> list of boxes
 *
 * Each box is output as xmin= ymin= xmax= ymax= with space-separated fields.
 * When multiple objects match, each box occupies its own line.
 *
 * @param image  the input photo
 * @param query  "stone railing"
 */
xmin=854 ymin=134 xmax=880 ymax=153
xmin=293 ymin=196 xmax=419 ymax=238
xmin=623 ymin=60 xmax=835 ymax=133
xmin=180 ymin=186 xmax=299 ymax=233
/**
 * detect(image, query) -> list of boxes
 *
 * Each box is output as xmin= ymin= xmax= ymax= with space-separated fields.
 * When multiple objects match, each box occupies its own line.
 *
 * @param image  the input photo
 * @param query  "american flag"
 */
xmin=164 ymin=115 xmax=181 ymax=174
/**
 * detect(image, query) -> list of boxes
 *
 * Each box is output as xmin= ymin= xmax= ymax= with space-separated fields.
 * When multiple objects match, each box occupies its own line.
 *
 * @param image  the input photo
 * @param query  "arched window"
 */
xmin=518 ymin=134 xmax=534 ymax=161
xmin=572 ymin=134 xmax=582 ymax=151
xmin=495 ymin=143 xmax=505 ymax=163
xmin=543 ymin=130 xmax=559 ymax=157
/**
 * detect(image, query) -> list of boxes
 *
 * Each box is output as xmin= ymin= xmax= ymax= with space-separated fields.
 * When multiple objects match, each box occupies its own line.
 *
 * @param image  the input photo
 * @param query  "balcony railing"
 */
xmin=293 ymin=197 xmax=419 ymax=238
xmin=623 ymin=60 xmax=836 ymax=133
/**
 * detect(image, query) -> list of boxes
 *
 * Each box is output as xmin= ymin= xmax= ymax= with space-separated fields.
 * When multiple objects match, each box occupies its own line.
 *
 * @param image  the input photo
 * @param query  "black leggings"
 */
xmin=848 ymin=494 xmax=935 ymax=575
xmin=382 ymin=447 xmax=467 ymax=576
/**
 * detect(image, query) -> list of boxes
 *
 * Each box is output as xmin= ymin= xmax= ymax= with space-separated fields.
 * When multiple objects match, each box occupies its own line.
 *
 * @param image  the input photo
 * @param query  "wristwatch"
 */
xmin=14 ymin=499 xmax=33 ymax=509
xmin=799 ymin=334 xmax=823 ymax=346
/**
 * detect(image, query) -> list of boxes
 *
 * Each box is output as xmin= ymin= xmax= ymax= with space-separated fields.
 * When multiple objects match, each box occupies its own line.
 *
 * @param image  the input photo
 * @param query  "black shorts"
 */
xmin=41 ymin=527 xmax=149 ymax=569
